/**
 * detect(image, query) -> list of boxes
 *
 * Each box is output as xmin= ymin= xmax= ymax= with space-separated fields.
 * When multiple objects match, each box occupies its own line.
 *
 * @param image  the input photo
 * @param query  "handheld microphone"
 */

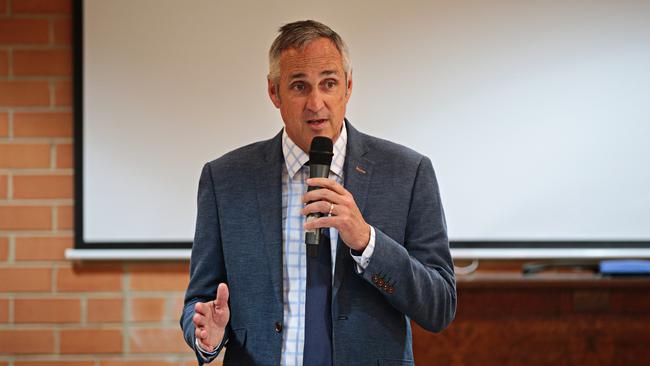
xmin=305 ymin=136 xmax=333 ymax=258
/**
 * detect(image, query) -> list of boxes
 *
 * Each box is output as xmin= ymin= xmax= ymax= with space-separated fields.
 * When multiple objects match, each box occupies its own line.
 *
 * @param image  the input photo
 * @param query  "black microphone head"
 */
xmin=309 ymin=136 xmax=334 ymax=165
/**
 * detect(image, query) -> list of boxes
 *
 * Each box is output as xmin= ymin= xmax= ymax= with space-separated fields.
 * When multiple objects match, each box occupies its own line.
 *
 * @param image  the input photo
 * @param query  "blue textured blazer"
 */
xmin=181 ymin=121 xmax=456 ymax=365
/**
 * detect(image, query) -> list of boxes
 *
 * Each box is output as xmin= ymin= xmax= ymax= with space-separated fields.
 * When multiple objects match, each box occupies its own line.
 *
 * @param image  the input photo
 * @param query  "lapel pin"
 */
xmin=355 ymin=165 xmax=367 ymax=174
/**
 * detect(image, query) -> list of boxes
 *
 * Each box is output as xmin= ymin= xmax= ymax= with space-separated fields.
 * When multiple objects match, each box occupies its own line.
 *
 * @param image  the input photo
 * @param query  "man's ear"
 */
xmin=268 ymin=77 xmax=281 ymax=108
xmin=345 ymin=71 xmax=353 ymax=100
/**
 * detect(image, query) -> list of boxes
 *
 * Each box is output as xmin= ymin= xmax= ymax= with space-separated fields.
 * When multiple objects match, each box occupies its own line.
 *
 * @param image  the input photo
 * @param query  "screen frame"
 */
xmin=72 ymin=0 xmax=650 ymax=257
xmin=73 ymin=0 xmax=191 ymax=250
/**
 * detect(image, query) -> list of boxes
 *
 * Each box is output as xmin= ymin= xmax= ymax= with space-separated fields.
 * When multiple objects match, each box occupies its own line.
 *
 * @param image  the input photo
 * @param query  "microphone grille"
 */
xmin=309 ymin=136 xmax=334 ymax=165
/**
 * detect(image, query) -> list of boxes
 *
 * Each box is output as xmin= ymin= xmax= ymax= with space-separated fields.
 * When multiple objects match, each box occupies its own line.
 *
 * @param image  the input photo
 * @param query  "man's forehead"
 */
xmin=279 ymin=38 xmax=344 ymax=79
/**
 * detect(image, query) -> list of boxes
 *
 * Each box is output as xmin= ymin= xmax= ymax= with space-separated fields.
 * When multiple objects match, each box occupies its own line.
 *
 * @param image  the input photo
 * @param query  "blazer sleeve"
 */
xmin=356 ymin=156 xmax=457 ymax=332
xmin=180 ymin=163 xmax=230 ymax=364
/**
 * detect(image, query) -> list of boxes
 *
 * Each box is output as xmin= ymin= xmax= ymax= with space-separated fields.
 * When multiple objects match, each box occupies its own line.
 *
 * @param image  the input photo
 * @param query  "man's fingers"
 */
xmin=305 ymin=216 xmax=338 ymax=230
xmin=307 ymin=178 xmax=347 ymax=195
xmin=214 ymin=283 xmax=229 ymax=309
xmin=195 ymin=327 xmax=210 ymax=341
xmin=194 ymin=301 xmax=208 ymax=316
xmin=301 ymin=201 xmax=337 ymax=216
xmin=195 ymin=327 xmax=207 ymax=340
xmin=192 ymin=312 xmax=207 ymax=327
xmin=302 ymin=188 xmax=343 ymax=205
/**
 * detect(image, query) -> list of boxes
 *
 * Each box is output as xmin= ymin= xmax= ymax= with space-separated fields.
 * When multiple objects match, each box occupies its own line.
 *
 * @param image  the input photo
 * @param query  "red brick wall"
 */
xmin=0 ymin=1 xmax=204 ymax=364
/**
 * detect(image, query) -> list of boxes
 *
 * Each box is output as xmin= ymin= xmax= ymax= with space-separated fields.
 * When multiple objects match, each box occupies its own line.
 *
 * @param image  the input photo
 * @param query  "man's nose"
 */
xmin=305 ymin=89 xmax=325 ymax=113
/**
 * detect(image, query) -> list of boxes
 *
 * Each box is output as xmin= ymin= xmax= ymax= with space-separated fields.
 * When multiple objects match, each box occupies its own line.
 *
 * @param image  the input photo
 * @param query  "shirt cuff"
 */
xmin=195 ymin=334 xmax=226 ymax=362
xmin=350 ymin=226 xmax=375 ymax=273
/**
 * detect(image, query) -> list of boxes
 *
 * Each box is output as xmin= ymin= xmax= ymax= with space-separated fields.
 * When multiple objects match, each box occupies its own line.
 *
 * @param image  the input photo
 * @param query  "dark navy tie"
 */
xmin=303 ymin=229 xmax=333 ymax=366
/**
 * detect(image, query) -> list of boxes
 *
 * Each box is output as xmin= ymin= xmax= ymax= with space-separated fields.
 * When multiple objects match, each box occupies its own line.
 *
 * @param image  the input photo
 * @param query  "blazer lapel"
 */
xmin=255 ymin=131 xmax=284 ymax=306
xmin=334 ymin=121 xmax=374 ymax=293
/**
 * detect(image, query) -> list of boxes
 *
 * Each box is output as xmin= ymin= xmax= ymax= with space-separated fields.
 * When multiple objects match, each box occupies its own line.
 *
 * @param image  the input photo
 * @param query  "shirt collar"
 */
xmin=282 ymin=123 xmax=348 ymax=179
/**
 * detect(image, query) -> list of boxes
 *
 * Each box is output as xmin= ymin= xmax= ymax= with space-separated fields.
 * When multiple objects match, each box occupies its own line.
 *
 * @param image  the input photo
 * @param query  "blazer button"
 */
xmin=387 ymin=287 xmax=395 ymax=294
xmin=372 ymin=274 xmax=379 ymax=283
xmin=377 ymin=278 xmax=385 ymax=287
xmin=275 ymin=322 xmax=283 ymax=333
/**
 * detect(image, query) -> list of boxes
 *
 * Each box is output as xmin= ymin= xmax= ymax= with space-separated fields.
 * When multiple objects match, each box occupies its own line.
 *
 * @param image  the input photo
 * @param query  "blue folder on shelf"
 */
xmin=599 ymin=260 xmax=650 ymax=276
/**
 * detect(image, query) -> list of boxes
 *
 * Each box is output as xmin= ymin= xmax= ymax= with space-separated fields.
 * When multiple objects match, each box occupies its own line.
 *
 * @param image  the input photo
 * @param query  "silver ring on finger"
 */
xmin=328 ymin=202 xmax=335 ymax=216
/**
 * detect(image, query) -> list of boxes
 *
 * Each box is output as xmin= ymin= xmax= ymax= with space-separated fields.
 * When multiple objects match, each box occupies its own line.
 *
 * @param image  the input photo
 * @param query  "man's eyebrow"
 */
xmin=321 ymin=70 xmax=339 ymax=77
xmin=289 ymin=72 xmax=307 ymax=80
xmin=289 ymin=70 xmax=340 ymax=80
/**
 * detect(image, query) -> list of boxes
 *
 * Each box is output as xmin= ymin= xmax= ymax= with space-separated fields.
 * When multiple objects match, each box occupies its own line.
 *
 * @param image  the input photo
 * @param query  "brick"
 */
xmin=0 ymin=329 xmax=55 ymax=354
xmin=129 ymin=328 xmax=187 ymax=353
xmin=15 ymin=236 xmax=73 ymax=261
xmin=88 ymin=297 xmax=123 ymax=323
xmin=0 ymin=50 xmax=8 ymax=76
xmin=12 ymin=0 xmax=72 ymax=14
xmin=60 ymin=329 xmax=122 ymax=354
xmin=170 ymin=295 xmax=184 ymax=320
xmin=0 ymin=19 xmax=49 ymax=44
xmin=53 ymin=18 xmax=72 ymax=45
xmin=0 ymin=298 xmax=8 ymax=322
xmin=130 ymin=263 xmax=190 ymax=291
xmin=57 ymin=264 xmax=122 ymax=292
xmin=0 ymin=205 xmax=52 ymax=230
xmin=13 ymin=174 xmax=73 ymax=199
xmin=0 ymin=144 xmax=51 ymax=168
xmin=13 ymin=49 xmax=72 ymax=76
xmin=0 ymin=267 xmax=51 ymax=291
xmin=16 ymin=362 xmax=94 ymax=366
xmin=15 ymin=298 xmax=80 ymax=323
xmin=0 ymin=113 xmax=7 ymax=137
xmin=54 ymin=80 xmax=72 ymax=106
xmin=130 ymin=297 xmax=165 ymax=322
xmin=0 ymin=81 xmax=50 ymax=106
xmin=0 ymin=237 xmax=7 ymax=261
xmin=58 ymin=205 xmax=73 ymax=229
xmin=0 ymin=174 xmax=7 ymax=199
xmin=14 ymin=112 xmax=73 ymax=137
xmin=56 ymin=143 xmax=73 ymax=168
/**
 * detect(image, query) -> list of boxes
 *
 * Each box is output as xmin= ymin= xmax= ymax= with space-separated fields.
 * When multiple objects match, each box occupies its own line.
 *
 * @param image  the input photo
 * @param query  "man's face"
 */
xmin=268 ymin=37 xmax=352 ymax=153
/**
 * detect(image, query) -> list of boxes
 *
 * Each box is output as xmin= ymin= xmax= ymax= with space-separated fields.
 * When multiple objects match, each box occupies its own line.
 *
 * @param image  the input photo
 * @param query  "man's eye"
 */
xmin=292 ymin=83 xmax=305 ymax=91
xmin=325 ymin=80 xmax=337 ymax=89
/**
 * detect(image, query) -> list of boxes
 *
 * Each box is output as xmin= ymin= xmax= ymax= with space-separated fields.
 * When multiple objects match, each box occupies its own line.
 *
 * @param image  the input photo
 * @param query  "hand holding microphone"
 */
xmin=302 ymin=137 xmax=371 ymax=253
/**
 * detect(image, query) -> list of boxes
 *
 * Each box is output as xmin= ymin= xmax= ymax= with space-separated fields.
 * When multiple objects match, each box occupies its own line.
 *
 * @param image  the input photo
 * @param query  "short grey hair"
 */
xmin=268 ymin=20 xmax=351 ymax=85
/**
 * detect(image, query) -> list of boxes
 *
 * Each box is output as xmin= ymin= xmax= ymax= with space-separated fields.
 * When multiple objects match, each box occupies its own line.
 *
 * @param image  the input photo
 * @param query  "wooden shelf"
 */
xmin=457 ymin=271 xmax=650 ymax=288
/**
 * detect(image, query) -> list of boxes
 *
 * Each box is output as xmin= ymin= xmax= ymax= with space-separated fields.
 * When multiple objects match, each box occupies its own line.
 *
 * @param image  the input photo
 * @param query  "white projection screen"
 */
xmin=76 ymin=0 xmax=650 ymax=257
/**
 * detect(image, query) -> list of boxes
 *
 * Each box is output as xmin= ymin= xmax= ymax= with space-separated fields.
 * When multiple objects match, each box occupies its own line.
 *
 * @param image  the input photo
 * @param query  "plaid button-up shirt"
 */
xmin=280 ymin=124 xmax=374 ymax=365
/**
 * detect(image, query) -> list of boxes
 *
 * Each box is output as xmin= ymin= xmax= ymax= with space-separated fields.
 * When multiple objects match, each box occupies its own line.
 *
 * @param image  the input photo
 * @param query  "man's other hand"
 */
xmin=193 ymin=283 xmax=230 ymax=352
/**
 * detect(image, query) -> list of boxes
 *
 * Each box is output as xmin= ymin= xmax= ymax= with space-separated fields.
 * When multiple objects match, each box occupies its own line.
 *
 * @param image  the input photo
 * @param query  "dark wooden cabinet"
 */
xmin=413 ymin=271 xmax=650 ymax=365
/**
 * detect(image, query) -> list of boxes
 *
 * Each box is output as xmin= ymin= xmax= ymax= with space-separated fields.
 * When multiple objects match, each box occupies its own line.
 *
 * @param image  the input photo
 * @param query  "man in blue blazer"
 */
xmin=181 ymin=20 xmax=456 ymax=365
